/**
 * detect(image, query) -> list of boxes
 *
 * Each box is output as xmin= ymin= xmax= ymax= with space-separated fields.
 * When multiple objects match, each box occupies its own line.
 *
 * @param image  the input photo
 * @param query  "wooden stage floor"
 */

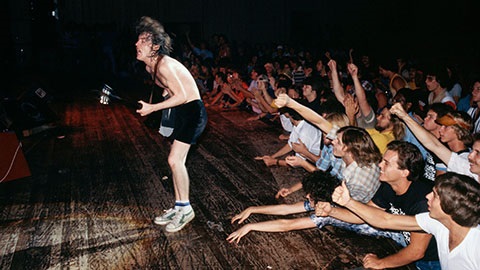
xmin=0 ymin=95 xmax=415 ymax=269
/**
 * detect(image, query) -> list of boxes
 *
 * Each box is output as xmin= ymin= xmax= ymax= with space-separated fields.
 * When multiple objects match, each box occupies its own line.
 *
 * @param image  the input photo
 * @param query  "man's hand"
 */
xmin=344 ymin=94 xmax=359 ymax=120
xmin=332 ymin=181 xmax=351 ymax=206
xmin=389 ymin=102 xmax=408 ymax=119
xmin=291 ymin=139 xmax=308 ymax=155
xmin=285 ymin=155 xmax=303 ymax=167
xmin=275 ymin=188 xmax=290 ymax=199
xmin=315 ymin=202 xmax=332 ymax=217
xmin=363 ymin=253 xmax=385 ymax=269
xmin=226 ymin=225 xmax=251 ymax=244
xmin=273 ymin=93 xmax=290 ymax=108
xmin=327 ymin=59 xmax=337 ymax=73
xmin=347 ymin=63 xmax=359 ymax=78
xmin=136 ymin=101 xmax=154 ymax=116
xmin=231 ymin=208 xmax=252 ymax=224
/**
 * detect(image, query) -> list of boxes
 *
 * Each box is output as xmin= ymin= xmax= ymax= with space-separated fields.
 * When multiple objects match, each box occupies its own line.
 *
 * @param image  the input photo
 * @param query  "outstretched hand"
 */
xmin=275 ymin=188 xmax=290 ymax=199
xmin=315 ymin=201 xmax=333 ymax=217
xmin=389 ymin=102 xmax=408 ymax=119
xmin=226 ymin=225 xmax=251 ymax=244
xmin=231 ymin=209 xmax=252 ymax=225
xmin=273 ymin=93 xmax=290 ymax=108
xmin=332 ymin=181 xmax=351 ymax=206
xmin=363 ymin=253 xmax=384 ymax=269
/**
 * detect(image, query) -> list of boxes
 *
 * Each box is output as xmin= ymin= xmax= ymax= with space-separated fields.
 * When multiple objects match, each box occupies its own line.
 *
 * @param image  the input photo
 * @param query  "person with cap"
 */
xmin=390 ymin=103 xmax=479 ymax=182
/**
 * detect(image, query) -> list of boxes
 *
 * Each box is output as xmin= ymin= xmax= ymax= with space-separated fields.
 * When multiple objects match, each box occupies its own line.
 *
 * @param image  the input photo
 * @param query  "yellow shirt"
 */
xmin=366 ymin=129 xmax=394 ymax=154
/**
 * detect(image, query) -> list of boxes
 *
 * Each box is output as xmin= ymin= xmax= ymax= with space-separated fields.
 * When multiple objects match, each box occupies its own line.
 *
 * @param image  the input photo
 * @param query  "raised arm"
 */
xmin=274 ymin=94 xmax=333 ymax=134
xmin=390 ymin=103 xmax=452 ymax=164
xmin=227 ymin=216 xmax=315 ymax=244
xmin=348 ymin=63 xmax=373 ymax=117
xmin=328 ymin=60 xmax=346 ymax=105
xmin=332 ymin=181 xmax=421 ymax=231
xmin=230 ymin=201 xmax=306 ymax=224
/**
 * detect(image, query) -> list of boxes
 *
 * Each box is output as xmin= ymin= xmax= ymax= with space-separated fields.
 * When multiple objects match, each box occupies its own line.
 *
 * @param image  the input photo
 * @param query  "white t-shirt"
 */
xmin=279 ymin=114 xmax=294 ymax=132
xmin=416 ymin=213 xmax=480 ymax=270
xmin=288 ymin=120 xmax=322 ymax=158
xmin=448 ymin=153 xmax=479 ymax=182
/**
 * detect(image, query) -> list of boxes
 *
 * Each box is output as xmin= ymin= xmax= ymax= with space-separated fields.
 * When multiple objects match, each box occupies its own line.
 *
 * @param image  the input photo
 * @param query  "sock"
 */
xmin=174 ymin=201 xmax=191 ymax=211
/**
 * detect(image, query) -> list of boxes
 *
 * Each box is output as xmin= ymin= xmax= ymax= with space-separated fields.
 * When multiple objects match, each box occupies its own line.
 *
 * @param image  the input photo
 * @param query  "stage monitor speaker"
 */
xmin=0 ymin=132 xmax=31 ymax=183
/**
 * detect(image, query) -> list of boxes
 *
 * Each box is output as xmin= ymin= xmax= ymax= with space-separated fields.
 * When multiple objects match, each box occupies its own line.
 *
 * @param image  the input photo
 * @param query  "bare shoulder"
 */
xmin=158 ymin=56 xmax=184 ymax=71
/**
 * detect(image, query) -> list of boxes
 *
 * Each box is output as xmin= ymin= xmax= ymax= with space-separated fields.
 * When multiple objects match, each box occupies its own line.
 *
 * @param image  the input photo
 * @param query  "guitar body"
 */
xmin=99 ymin=84 xmax=175 ymax=137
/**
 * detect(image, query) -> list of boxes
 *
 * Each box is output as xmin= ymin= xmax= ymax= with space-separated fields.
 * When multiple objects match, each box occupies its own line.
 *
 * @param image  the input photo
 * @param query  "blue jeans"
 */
xmin=415 ymin=260 xmax=441 ymax=270
xmin=310 ymin=215 xmax=408 ymax=247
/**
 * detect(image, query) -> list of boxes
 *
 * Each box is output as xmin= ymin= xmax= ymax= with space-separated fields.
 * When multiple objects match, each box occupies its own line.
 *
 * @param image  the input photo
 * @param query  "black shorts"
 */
xmin=172 ymin=100 xmax=207 ymax=144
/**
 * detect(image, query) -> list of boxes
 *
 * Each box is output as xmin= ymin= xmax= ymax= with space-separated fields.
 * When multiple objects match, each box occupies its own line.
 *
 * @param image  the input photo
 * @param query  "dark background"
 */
xmin=2 ymin=0 xmax=479 ymax=94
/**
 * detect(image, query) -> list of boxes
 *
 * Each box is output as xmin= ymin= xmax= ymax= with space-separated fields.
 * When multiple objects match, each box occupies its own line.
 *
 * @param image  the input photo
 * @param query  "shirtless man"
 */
xmin=135 ymin=16 xmax=207 ymax=232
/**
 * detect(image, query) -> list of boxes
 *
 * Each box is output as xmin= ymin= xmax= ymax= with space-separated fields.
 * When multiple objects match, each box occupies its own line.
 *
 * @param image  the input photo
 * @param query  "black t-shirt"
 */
xmin=372 ymin=180 xmax=439 ymax=262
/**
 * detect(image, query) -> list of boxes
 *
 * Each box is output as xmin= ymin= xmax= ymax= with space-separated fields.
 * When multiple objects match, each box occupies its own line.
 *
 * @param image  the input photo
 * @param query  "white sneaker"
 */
xmin=165 ymin=208 xmax=195 ymax=232
xmin=154 ymin=208 xmax=178 ymax=225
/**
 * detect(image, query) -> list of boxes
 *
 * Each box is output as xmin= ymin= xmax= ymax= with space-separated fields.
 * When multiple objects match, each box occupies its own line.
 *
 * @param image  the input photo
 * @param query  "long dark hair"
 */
xmin=136 ymin=16 xmax=173 ymax=56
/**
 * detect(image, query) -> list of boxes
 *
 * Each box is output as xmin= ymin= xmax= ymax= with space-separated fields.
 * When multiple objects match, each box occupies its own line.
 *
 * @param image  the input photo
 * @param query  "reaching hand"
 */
xmin=231 ymin=208 xmax=252 ymax=224
xmin=285 ymin=155 xmax=303 ymax=167
xmin=344 ymin=94 xmax=359 ymax=119
xmin=363 ymin=253 xmax=384 ymax=269
xmin=332 ymin=181 xmax=351 ymax=206
xmin=226 ymin=225 xmax=251 ymax=244
xmin=275 ymin=188 xmax=290 ymax=199
xmin=315 ymin=202 xmax=332 ymax=217
xmin=347 ymin=63 xmax=358 ymax=78
xmin=327 ymin=59 xmax=337 ymax=72
xmin=389 ymin=102 xmax=408 ymax=119
xmin=273 ymin=93 xmax=291 ymax=108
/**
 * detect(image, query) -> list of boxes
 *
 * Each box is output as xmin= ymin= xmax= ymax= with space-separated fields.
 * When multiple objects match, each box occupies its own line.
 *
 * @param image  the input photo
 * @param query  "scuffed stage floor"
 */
xmin=0 ymin=96 xmax=414 ymax=269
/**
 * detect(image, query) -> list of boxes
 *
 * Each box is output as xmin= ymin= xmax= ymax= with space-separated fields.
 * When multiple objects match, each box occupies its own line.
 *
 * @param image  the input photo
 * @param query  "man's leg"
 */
xmin=164 ymin=140 xmax=195 ymax=232
xmin=168 ymin=140 xmax=191 ymax=201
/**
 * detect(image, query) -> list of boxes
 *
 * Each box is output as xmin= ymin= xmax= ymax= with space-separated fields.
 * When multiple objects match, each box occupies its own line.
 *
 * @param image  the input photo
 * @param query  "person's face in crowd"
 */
xmin=375 ymin=108 xmax=392 ymax=131
xmin=135 ymin=32 xmax=158 ymax=62
xmin=423 ymin=110 xmax=440 ymax=133
xmin=361 ymin=55 xmax=370 ymax=67
xmin=378 ymin=67 xmax=389 ymax=78
xmin=303 ymin=84 xmax=314 ymax=97
xmin=332 ymin=132 xmax=347 ymax=158
xmin=425 ymin=75 xmax=441 ymax=92
xmin=471 ymin=81 xmax=480 ymax=103
xmin=287 ymin=88 xmax=299 ymax=99
xmin=426 ymin=188 xmax=446 ymax=220
xmin=468 ymin=141 xmax=480 ymax=175
xmin=250 ymin=70 xmax=258 ymax=80
xmin=227 ymin=73 xmax=234 ymax=84
xmin=306 ymin=194 xmax=316 ymax=208
xmin=316 ymin=60 xmax=324 ymax=72
xmin=379 ymin=150 xmax=406 ymax=182
xmin=264 ymin=63 xmax=274 ymax=74
xmin=438 ymin=125 xmax=458 ymax=144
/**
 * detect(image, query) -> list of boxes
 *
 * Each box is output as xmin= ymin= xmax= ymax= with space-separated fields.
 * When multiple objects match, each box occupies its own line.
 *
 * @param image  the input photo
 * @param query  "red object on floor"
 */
xmin=0 ymin=132 xmax=31 ymax=183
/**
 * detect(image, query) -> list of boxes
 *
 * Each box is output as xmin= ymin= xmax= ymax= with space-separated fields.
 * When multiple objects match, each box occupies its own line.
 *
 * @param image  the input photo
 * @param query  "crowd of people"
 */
xmin=183 ymin=35 xmax=480 ymax=270
xmin=145 ymin=30 xmax=479 ymax=269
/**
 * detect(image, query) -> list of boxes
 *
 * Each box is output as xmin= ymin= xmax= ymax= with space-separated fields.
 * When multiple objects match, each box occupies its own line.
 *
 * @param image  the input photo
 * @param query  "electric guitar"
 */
xmin=99 ymin=84 xmax=142 ymax=109
xmin=98 ymin=84 xmax=174 ymax=137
